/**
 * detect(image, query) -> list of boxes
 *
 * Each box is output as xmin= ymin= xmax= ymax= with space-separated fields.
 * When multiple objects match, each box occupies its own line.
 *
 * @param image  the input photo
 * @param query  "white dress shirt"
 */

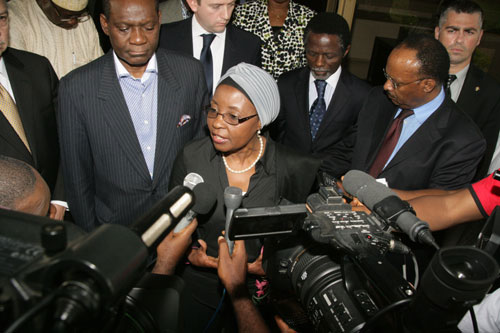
xmin=308 ymin=66 xmax=342 ymax=110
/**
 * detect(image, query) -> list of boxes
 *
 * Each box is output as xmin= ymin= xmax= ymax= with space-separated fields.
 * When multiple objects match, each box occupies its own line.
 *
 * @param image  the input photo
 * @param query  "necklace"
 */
xmin=223 ymin=135 xmax=264 ymax=174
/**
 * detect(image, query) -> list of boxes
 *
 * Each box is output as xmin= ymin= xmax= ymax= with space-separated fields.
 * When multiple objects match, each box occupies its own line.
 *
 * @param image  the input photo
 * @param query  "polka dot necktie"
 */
xmin=446 ymin=74 xmax=457 ymax=96
xmin=0 ymin=83 xmax=30 ymax=153
xmin=309 ymin=79 xmax=327 ymax=140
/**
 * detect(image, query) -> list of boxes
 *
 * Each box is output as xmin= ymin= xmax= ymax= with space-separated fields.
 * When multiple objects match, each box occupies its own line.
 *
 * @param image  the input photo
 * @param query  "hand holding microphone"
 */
xmin=343 ymin=170 xmax=439 ymax=249
xmin=224 ymin=186 xmax=243 ymax=254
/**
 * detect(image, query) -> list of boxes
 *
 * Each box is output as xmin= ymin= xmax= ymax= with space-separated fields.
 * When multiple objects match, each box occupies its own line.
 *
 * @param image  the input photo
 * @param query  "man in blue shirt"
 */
xmin=351 ymin=33 xmax=485 ymax=191
xmin=58 ymin=0 xmax=208 ymax=231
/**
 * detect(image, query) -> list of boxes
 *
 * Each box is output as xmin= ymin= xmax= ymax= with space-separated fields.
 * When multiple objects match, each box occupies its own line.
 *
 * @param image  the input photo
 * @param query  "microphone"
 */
xmin=130 ymin=185 xmax=195 ymax=249
xmin=173 ymin=182 xmax=216 ymax=233
xmin=183 ymin=172 xmax=204 ymax=189
xmin=343 ymin=170 xmax=439 ymax=249
xmin=224 ymin=186 xmax=243 ymax=254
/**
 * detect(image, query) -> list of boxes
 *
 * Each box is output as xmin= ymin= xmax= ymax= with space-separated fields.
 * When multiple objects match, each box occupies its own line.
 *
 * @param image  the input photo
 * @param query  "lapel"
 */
xmin=173 ymin=18 xmax=194 ymax=56
xmin=365 ymin=95 xmax=398 ymax=168
xmin=383 ymin=98 xmax=448 ymax=173
xmin=152 ymin=49 xmax=183 ymax=187
xmin=314 ymin=69 xmax=350 ymax=141
xmin=98 ymin=52 xmax=151 ymax=182
xmin=456 ymin=65 xmax=482 ymax=118
xmin=222 ymin=25 xmax=235 ymax=74
xmin=2 ymin=49 xmax=35 ymax=163
xmin=294 ymin=68 xmax=312 ymax=141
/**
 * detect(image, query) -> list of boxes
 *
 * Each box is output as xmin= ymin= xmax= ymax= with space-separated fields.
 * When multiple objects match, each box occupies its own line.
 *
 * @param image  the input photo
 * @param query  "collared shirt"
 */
xmin=385 ymin=86 xmax=446 ymax=167
xmin=450 ymin=64 xmax=469 ymax=103
xmin=113 ymin=52 xmax=158 ymax=178
xmin=191 ymin=15 xmax=226 ymax=94
xmin=0 ymin=58 xmax=15 ymax=102
xmin=308 ymin=66 xmax=342 ymax=110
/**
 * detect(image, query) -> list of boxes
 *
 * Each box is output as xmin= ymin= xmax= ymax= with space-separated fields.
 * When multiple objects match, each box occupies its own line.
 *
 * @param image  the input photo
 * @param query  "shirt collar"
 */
xmin=0 ymin=57 xmax=7 ymax=80
xmin=192 ymin=14 xmax=226 ymax=38
xmin=455 ymin=64 xmax=470 ymax=81
xmin=208 ymin=134 xmax=275 ymax=175
xmin=409 ymin=86 xmax=445 ymax=124
xmin=113 ymin=51 xmax=158 ymax=82
xmin=308 ymin=66 xmax=342 ymax=88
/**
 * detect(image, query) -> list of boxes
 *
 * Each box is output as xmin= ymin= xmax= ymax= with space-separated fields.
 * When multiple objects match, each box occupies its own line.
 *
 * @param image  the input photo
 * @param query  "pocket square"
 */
xmin=177 ymin=114 xmax=191 ymax=128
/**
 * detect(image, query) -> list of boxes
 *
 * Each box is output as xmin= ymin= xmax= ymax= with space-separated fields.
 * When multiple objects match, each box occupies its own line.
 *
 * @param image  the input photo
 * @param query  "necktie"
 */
xmin=446 ymin=74 xmax=457 ymax=96
xmin=200 ymin=33 xmax=216 ymax=97
xmin=368 ymin=109 xmax=414 ymax=177
xmin=309 ymin=79 xmax=327 ymax=140
xmin=0 ymin=83 xmax=30 ymax=152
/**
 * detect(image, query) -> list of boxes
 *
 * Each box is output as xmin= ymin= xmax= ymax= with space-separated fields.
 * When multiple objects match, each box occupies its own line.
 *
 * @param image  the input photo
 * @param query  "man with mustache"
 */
xmin=351 ymin=33 xmax=485 ymax=192
xmin=272 ymin=13 xmax=371 ymax=178
xmin=435 ymin=0 xmax=500 ymax=180
xmin=7 ymin=0 xmax=103 ymax=78
xmin=158 ymin=0 xmax=261 ymax=97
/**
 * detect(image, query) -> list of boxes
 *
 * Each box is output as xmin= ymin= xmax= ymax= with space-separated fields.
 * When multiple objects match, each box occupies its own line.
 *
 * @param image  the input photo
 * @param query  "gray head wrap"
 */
xmin=217 ymin=63 xmax=280 ymax=128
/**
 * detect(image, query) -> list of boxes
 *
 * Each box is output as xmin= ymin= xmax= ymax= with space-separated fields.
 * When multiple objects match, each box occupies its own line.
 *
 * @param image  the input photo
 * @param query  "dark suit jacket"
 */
xmin=0 ymin=48 xmax=61 ymax=197
xmin=351 ymin=87 xmax=486 ymax=190
xmin=272 ymin=67 xmax=371 ymax=178
xmin=158 ymin=17 xmax=261 ymax=75
xmin=58 ymin=49 xmax=208 ymax=231
xmin=456 ymin=64 xmax=500 ymax=179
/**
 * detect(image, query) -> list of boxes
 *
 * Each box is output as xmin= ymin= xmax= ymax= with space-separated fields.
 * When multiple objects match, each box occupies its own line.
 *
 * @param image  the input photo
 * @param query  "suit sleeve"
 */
xmin=429 ymin=137 xmax=486 ymax=190
xmin=57 ymin=77 xmax=97 ymax=232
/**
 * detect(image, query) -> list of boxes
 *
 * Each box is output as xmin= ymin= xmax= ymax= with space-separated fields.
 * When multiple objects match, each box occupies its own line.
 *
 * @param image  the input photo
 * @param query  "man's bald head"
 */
xmin=0 ymin=156 xmax=50 ymax=216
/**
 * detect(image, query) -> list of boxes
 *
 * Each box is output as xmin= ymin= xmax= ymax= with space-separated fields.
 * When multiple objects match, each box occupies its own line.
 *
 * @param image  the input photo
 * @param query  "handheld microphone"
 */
xmin=343 ymin=170 xmax=439 ymax=249
xmin=173 ymin=183 xmax=216 ymax=233
xmin=173 ymin=173 xmax=205 ymax=233
xmin=130 ymin=185 xmax=194 ymax=249
xmin=224 ymin=186 xmax=243 ymax=254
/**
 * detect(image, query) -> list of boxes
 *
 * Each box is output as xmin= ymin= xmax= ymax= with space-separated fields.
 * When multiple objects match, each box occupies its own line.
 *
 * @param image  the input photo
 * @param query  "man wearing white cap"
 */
xmin=8 ymin=0 xmax=103 ymax=78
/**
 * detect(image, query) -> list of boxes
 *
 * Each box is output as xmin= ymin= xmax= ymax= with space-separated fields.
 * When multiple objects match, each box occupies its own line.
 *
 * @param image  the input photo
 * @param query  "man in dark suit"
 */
xmin=0 ymin=0 xmax=65 ymax=219
xmin=58 ymin=0 xmax=208 ymax=231
xmin=272 ymin=13 xmax=370 ymax=178
xmin=351 ymin=34 xmax=485 ymax=191
xmin=435 ymin=0 xmax=500 ymax=180
xmin=158 ymin=0 xmax=260 ymax=96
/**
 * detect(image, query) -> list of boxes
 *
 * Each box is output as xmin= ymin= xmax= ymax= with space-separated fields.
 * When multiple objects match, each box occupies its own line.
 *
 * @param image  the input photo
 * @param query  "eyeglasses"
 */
xmin=51 ymin=1 xmax=90 ymax=23
xmin=383 ymin=68 xmax=424 ymax=90
xmin=205 ymin=106 xmax=258 ymax=125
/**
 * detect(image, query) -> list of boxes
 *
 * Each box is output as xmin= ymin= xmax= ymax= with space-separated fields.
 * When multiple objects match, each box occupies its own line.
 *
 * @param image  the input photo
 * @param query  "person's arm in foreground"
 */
xmin=217 ymin=237 xmax=270 ymax=333
xmin=152 ymin=219 xmax=199 ymax=275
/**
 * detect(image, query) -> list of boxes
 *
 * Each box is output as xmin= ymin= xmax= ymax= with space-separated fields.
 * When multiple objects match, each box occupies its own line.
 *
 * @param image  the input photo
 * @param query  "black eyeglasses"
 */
xmin=205 ymin=106 xmax=258 ymax=125
xmin=51 ymin=1 xmax=90 ymax=23
xmin=383 ymin=68 xmax=424 ymax=90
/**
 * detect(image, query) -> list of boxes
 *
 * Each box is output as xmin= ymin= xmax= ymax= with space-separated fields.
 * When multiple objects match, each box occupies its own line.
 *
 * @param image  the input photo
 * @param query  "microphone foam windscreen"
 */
xmin=192 ymin=183 xmax=216 ymax=214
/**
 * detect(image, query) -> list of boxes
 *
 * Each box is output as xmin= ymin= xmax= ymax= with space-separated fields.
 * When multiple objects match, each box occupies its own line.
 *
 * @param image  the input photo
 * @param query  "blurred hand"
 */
xmin=187 ymin=238 xmax=218 ymax=269
xmin=217 ymin=236 xmax=248 ymax=296
xmin=274 ymin=315 xmax=297 ymax=333
xmin=49 ymin=203 xmax=66 ymax=220
xmin=247 ymin=246 xmax=265 ymax=276
xmin=152 ymin=218 xmax=198 ymax=275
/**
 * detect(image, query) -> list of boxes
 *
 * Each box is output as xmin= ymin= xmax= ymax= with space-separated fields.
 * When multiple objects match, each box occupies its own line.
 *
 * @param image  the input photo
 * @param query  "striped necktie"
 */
xmin=0 ymin=83 xmax=30 ymax=152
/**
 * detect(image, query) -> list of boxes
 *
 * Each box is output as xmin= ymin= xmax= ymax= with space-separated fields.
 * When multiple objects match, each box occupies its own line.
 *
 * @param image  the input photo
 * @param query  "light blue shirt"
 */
xmin=385 ymin=86 xmax=445 ymax=168
xmin=113 ymin=52 xmax=158 ymax=178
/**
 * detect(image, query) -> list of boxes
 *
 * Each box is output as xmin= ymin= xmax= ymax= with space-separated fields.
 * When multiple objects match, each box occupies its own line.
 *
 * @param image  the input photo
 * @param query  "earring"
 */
xmin=257 ymin=129 xmax=261 ymax=136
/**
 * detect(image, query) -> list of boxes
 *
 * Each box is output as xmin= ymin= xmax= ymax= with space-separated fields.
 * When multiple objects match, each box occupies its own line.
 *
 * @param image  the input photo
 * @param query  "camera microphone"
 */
xmin=343 ymin=170 xmax=438 ymax=249
xmin=224 ymin=186 xmax=243 ymax=254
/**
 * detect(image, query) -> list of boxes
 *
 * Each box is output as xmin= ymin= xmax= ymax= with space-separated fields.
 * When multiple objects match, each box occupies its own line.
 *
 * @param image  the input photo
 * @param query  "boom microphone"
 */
xmin=130 ymin=185 xmax=194 ymax=249
xmin=343 ymin=170 xmax=439 ymax=249
xmin=173 ymin=182 xmax=216 ymax=233
xmin=224 ymin=186 xmax=243 ymax=254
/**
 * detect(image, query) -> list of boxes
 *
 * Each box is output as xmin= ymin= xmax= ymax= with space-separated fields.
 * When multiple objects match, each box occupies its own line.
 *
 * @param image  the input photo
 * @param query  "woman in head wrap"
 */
xmin=169 ymin=63 xmax=320 ymax=332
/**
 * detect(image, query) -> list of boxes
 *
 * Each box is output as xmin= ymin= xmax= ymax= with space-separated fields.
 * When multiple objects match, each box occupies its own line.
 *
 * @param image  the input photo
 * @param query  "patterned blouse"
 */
xmin=232 ymin=0 xmax=316 ymax=79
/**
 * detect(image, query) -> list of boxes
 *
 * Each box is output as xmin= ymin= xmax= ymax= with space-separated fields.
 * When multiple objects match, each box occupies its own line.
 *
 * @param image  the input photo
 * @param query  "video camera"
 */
xmin=0 ymin=186 xmax=194 ymax=333
xmin=228 ymin=172 xmax=499 ymax=332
